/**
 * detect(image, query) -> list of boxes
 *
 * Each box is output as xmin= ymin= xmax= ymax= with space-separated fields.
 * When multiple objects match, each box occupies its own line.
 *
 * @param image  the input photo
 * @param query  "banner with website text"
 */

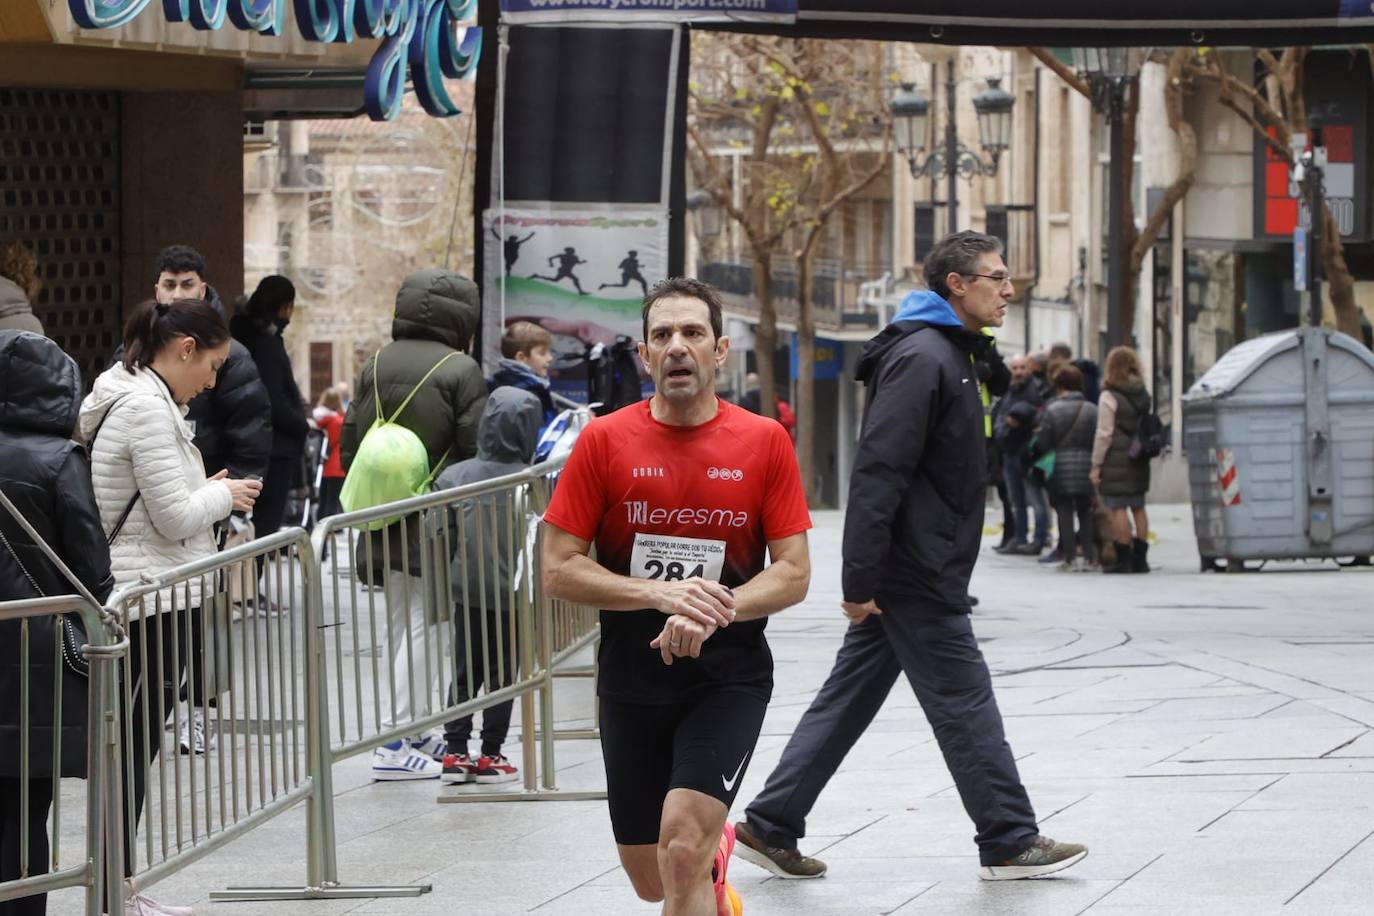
xmin=483 ymin=207 xmax=667 ymax=399
xmin=500 ymin=0 xmax=796 ymax=23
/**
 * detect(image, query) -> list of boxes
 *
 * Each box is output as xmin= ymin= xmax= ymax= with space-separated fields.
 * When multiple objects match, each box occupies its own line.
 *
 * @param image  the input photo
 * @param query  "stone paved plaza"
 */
xmin=52 ymin=504 xmax=1374 ymax=915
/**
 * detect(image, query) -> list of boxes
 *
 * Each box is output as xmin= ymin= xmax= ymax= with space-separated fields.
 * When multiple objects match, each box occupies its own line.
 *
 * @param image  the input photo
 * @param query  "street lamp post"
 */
xmin=890 ymin=61 xmax=1015 ymax=236
xmin=1072 ymin=47 xmax=1150 ymax=350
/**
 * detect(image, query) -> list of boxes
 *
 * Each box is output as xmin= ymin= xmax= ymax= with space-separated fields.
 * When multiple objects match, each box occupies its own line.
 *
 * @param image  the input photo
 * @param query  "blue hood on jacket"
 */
xmin=855 ymin=289 xmax=980 ymax=385
xmin=890 ymin=290 xmax=963 ymax=328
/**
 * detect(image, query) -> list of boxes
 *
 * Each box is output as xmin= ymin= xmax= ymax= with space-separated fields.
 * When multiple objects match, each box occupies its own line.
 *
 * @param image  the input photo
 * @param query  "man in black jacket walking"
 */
xmin=734 ymin=231 xmax=1087 ymax=882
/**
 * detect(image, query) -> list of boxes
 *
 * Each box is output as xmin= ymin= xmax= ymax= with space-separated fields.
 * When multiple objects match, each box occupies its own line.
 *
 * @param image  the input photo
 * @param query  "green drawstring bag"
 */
xmin=339 ymin=350 xmax=457 ymax=531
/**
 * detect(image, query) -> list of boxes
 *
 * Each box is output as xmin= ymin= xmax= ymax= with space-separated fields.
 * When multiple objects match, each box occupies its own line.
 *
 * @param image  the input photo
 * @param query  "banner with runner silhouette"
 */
xmin=482 ymin=206 xmax=668 ymax=385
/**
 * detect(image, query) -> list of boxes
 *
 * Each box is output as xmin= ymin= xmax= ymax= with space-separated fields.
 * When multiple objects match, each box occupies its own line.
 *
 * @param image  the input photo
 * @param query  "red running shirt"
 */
xmin=544 ymin=399 xmax=811 ymax=704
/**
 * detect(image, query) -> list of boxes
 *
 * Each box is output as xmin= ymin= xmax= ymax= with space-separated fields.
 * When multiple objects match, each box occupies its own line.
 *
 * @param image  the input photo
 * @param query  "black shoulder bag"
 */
xmin=0 ymin=514 xmax=90 ymax=679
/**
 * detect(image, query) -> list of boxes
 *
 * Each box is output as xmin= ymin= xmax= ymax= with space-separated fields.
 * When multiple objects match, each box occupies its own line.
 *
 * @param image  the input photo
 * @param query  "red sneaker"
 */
xmin=472 ymin=754 xmax=519 ymax=784
xmin=440 ymin=753 xmax=476 ymax=785
xmin=714 ymin=822 xmax=741 ymax=916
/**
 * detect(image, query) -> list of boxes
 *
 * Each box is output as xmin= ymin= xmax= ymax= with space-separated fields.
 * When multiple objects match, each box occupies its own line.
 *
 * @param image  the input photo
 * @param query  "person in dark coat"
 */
xmin=992 ymin=355 xmax=1050 ymax=554
xmin=736 ymin=231 xmax=1086 ymax=883
xmin=1091 ymin=346 xmax=1153 ymax=574
xmin=1032 ymin=364 xmax=1098 ymax=571
xmin=435 ymin=387 xmax=542 ymax=785
xmin=0 ymin=329 xmax=114 ymax=915
xmin=231 ymin=275 xmax=308 ymax=540
xmin=975 ymin=337 xmax=1014 ymax=550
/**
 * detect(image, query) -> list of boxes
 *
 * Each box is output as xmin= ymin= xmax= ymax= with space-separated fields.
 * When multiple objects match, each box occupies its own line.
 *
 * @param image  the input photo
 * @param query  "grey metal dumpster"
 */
xmin=1183 ymin=327 xmax=1374 ymax=570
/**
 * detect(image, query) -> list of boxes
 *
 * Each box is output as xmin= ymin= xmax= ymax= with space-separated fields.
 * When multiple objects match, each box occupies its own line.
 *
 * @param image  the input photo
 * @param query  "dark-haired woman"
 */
xmin=231 ymin=276 xmax=307 ymax=545
xmin=0 ymin=330 xmax=113 ymax=916
xmin=80 ymin=299 xmax=260 ymax=916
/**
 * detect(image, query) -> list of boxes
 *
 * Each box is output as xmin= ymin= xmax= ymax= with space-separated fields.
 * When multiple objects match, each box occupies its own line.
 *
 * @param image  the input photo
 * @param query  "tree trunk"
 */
xmin=796 ymin=252 xmax=816 ymax=506
xmin=1119 ymin=80 xmax=1142 ymax=345
xmin=752 ymin=255 xmax=779 ymax=421
xmin=1320 ymin=202 xmax=1363 ymax=338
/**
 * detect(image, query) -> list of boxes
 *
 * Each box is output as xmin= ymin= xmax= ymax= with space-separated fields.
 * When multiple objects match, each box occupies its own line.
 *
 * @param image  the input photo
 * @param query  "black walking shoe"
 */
xmin=1130 ymin=537 xmax=1150 ymax=573
xmin=1103 ymin=542 xmax=1133 ymax=574
xmin=979 ymin=835 xmax=1088 ymax=880
xmin=732 ymin=820 xmax=827 ymax=879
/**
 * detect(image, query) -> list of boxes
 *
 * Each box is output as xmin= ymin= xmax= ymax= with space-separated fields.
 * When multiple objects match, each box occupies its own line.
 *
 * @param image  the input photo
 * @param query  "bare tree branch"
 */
xmin=1131 ymin=49 xmax=1199 ymax=266
xmin=1031 ymin=47 xmax=1092 ymax=99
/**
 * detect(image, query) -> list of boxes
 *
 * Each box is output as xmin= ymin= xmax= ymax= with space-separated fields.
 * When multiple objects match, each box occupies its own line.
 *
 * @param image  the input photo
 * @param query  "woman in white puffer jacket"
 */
xmin=79 ymin=298 xmax=260 ymax=916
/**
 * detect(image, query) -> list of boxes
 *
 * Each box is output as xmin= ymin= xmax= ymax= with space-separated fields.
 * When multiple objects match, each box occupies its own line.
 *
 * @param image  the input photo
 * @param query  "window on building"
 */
xmin=309 ymin=341 xmax=334 ymax=404
xmin=914 ymin=203 xmax=937 ymax=263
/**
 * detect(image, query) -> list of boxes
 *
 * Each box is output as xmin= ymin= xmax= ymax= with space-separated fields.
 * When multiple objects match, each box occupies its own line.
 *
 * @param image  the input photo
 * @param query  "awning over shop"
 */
xmin=713 ymin=0 xmax=1374 ymax=46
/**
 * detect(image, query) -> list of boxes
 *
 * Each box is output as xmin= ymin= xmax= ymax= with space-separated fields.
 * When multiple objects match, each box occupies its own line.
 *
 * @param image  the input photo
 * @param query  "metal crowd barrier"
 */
xmin=2 ymin=456 xmax=604 ymax=908
xmin=0 ymin=594 xmax=121 ymax=916
xmin=103 ymin=528 xmax=324 ymax=907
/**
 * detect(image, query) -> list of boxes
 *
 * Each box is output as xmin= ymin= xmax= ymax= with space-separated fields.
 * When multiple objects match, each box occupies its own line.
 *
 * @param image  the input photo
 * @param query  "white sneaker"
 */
xmin=410 ymin=730 xmax=448 ymax=761
xmin=178 ymin=709 xmax=215 ymax=756
xmin=371 ymin=740 xmax=442 ymax=781
xmin=125 ymin=892 xmax=194 ymax=915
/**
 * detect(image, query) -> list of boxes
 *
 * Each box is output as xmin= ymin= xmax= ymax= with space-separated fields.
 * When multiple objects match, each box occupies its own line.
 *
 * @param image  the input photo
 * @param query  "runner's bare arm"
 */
xmin=729 ymin=532 xmax=810 ymax=623
xmin=541 ymin=521 xmax=736 ymax=627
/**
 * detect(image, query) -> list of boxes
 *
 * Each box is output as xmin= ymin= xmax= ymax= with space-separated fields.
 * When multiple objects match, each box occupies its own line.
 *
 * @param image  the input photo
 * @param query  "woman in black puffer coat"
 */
xmin=1034 ymin=364 xmax=1099 ymax=571
xmin=0 ymin=329 xmax=114 ymax=915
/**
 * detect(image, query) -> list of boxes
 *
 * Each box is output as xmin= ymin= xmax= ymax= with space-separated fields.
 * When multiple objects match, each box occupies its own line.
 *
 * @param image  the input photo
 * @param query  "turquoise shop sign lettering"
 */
xmin=68 ymin=1 xmax=482 ymax=121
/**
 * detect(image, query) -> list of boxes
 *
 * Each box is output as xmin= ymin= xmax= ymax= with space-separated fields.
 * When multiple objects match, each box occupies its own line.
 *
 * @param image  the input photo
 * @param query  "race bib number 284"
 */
xmin=630 ymin=533 xmax=726 ymax=582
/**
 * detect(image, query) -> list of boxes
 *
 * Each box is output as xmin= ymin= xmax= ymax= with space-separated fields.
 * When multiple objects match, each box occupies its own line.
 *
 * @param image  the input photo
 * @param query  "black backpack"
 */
xmin=1127 ymin=397 xmax=1166 ymax=461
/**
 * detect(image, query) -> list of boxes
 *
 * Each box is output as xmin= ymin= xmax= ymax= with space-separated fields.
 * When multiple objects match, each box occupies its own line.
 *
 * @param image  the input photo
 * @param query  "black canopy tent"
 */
xmin=471 ymin=0 xmax=1374 ymax=361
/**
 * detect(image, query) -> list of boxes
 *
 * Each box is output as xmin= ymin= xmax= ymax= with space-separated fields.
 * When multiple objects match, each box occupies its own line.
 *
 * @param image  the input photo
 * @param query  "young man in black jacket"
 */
xmin=735 ymin=231 xmax=1088 ymax=883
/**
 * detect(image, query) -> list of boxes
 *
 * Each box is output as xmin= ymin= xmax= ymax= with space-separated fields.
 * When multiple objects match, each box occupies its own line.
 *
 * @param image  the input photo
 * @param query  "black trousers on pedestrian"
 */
xmin=119 ymin=611 xmax=187 ymax=878
xmin=319 ymin=476 xmax=344 ymax=520
xmin=1054 ymin=492 xmax=1096 ymax=563
xmin=443 ymin=604 xmax=517 ymax=758
xmin=995 ymin=479 xmax=1015 ymax=540
xmin=252 ymin=455 xmax=297 ymax=592
xmin=743 ymin=603 xmax=1039 ymax=866
xmin=0 ymin=777 xmax=54 ymax=916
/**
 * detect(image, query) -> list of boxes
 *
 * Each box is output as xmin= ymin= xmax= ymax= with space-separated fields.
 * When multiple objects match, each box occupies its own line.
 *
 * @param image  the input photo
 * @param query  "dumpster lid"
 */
xmin=1184 ymin=330 xmax=1298 ymax=400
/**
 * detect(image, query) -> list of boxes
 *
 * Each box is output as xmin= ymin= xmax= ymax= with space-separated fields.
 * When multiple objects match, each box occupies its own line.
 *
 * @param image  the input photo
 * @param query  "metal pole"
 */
xmin=946 ymin=58 xmax=958 ymax=234
xmin=1308 ymin=160 xmax=1324 ymax=329
xmin=1106 ymin=80 xmax=1126 ymax=349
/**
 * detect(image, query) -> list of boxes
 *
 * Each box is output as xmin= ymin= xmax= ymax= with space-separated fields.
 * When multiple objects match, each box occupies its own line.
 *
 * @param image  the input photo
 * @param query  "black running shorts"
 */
xmin=600 ymin=690 xmax=769 ymax=846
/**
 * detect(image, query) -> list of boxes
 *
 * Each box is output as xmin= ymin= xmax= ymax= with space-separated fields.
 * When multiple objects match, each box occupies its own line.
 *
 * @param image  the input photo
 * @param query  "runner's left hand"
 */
xmin=650 ymin=615 xmax=717 ymax=665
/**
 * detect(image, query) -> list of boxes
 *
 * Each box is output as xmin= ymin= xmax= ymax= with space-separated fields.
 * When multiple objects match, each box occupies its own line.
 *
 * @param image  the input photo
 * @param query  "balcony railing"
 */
xmin=699 ymin=255 xmax=893 ymax=329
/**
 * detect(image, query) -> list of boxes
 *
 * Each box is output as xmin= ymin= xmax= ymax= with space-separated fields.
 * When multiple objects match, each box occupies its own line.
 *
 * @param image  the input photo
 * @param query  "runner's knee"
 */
xmin=657 ymin=817 xmax=715 ymax=882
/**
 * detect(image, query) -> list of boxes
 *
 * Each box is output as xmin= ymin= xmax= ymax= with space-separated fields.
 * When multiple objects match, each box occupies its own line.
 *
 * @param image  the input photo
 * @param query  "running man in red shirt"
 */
xmin=542 ymin=278 xmax=812 ymax=916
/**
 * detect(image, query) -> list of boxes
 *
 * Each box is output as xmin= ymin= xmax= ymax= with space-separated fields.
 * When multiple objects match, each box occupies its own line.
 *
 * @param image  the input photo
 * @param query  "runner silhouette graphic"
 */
xmin=491 ymin=228 xmax=535 ymax=275
xmin=598 ymin=250 xmax=649 ymax=297
xmin=531 ymin=247 xmax=590 ymax=295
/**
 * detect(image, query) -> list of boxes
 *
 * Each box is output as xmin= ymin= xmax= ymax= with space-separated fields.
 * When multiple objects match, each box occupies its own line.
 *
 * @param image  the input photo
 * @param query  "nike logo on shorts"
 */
xmin=722 ymin=750 xmax=751 ymax=792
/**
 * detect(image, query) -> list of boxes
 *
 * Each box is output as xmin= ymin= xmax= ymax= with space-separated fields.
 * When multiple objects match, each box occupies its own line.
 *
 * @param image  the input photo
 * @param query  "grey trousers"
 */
xmin=743 ymin=604 xmax=1039 ymax=866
